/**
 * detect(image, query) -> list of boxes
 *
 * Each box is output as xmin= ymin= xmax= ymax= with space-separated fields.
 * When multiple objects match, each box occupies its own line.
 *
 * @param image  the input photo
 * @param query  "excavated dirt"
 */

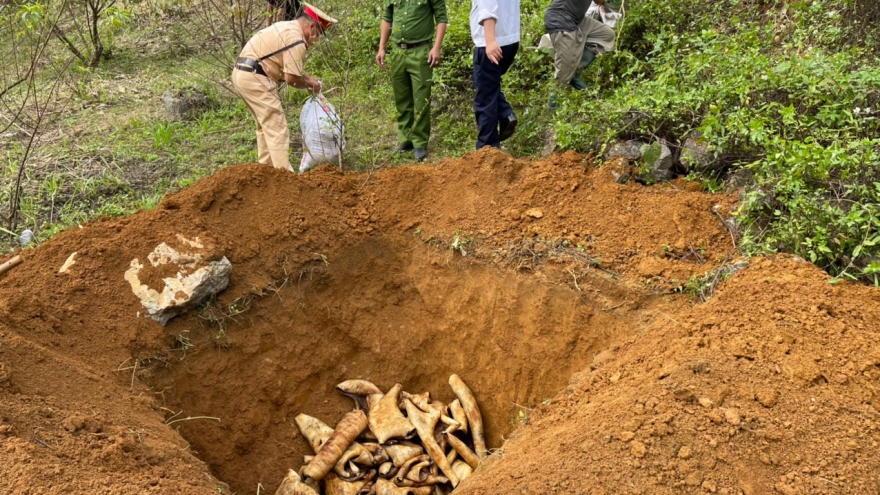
xmin=1 ymin=148 xmax=877 ymax=495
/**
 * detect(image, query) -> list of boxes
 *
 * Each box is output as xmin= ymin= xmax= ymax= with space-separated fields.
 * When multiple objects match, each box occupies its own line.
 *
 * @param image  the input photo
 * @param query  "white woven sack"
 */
xmin=299 ymin=94 xmax=345 ymax=173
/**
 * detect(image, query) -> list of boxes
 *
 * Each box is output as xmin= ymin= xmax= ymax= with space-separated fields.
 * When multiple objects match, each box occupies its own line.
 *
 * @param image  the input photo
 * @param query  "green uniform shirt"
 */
xmin=382 ymin=0 xmax=449 ymax=45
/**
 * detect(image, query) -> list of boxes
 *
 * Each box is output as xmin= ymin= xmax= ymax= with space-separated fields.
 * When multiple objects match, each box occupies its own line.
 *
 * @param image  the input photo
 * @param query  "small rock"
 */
xmin=755 ymin=388 xmax=778 ymax=408
xmin=702 ymin=480 xmax=718 ymax=493
xmin=525 ymin=208 xmax=544 ymax=219
xmin=59 ymin=252 xmax=78 ymax=274
xmin=698 ymin=397 xmax=714 ymax=408
xmin=507 ymin=209 xmax=522 ymax=221
xmin=680 ymin=131 xmax=718 ymax=172
xmin=723 ymin=408 xmax=742 ymax=426
xmin=678 ymin=445 xmax=693 ymax=460
xmin=685 ymin=472 xmax=702 ymax=486
xmin=617 ymin=431 xmax=635 ymax=442
xmin=774 ymin=482 xmax=799 ymax=495
xmin=609 ymin=372 xmax=622 ymax=383
xmin=636 ymin=140 xmax=675 ymax=184
xmin=631 ymin=441 xmax=647 ymax=458
xmin=605 ymin=140 xmax=646 ymax=162
xmin=163 ymin=89 xmax=209 ymax=121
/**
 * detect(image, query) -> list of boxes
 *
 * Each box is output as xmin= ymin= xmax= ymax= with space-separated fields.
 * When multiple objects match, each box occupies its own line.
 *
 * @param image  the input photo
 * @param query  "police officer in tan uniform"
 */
xmin=232 ymin=3 xmax=336 ymax=172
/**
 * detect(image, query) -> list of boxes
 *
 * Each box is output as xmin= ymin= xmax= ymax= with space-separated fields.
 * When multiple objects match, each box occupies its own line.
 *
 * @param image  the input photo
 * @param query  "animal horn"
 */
xmin=449 ymin=399 xmax=468 ymax=435
xmin=336 ymin=380 xmax=383 ymax=411
xmin=448 ymin=374 xmax=487 ymax=459
xmin=296 ymin=414 xmax=335 ymax=452
xmin=374 ymin=478 xmax=433 ymax=495
xmin=451 ymin=459 xmax=474 ymax=483
xmin=273 ymin=469 xmax=319 ymax=495
xmin=403 ymin=398 xmax=460 ymax=487
xmin=394 ymin=476 xmax=449 ymax=488
xmin=444 ymin=432 xmax=480 ymax=470
xmin=324 ymin=472 xmax=374 ymax=495
xmin=302 ymin=410 xmax=368 ymax=482
xmin=383 ymin=442 xmax=425 ymax=467
xmin=369 ymin=383 xmax=416 ymax=444
xmin=296 ymin=413 xmax=376 ymax=478
xmin=403 ymin=459 xmax=432 ymax=482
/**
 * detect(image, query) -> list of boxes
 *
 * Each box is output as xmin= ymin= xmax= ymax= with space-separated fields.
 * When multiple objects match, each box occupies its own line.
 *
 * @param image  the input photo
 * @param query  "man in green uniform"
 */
xmin=376 ymin=0 xmax=448 ymax=162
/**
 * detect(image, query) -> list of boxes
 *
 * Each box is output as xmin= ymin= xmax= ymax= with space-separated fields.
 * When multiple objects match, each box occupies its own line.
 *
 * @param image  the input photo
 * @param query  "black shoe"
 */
xmin=414 ymin=148 xmax=428 ymax=162
xmin=499 ymin=113 xmax=518 ymax=142
xmin=398 ymin=142 xmax=414 ymax=153
xmin=569 ymin=76 xmax=587 ymax=90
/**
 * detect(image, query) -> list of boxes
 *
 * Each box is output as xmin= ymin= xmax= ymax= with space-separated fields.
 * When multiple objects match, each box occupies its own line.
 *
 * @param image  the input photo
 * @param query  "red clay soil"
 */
xmin=1 ymin=148 xmax=876 ymax=494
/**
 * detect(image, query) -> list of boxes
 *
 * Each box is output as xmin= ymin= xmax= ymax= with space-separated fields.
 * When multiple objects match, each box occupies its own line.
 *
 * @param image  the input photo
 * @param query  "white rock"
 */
xmin=125 ymin=236 xmax=231 ymax=326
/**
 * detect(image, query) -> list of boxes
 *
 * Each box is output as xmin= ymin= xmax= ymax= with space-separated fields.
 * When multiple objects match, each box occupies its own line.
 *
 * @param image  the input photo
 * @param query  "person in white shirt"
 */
xmin=470 ymin=0 xmax=521 ymax=149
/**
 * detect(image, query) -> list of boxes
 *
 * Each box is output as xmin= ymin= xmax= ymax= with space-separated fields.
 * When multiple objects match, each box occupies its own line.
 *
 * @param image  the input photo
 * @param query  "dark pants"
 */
xmin=472 ymin=42 xmax=519 ymax=149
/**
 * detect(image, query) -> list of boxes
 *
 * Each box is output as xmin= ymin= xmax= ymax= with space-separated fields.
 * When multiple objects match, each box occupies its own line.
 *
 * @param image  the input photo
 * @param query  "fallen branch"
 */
xmin=0 ymin=256 xmax=23 ymax=277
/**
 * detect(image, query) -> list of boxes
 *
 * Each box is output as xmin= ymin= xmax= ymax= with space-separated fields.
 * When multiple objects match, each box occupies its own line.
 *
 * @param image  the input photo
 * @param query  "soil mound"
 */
xmin=456 ymin=256 xmax=880 ymax=495
xmin=5 ymin=148 xmax=871 ymax=494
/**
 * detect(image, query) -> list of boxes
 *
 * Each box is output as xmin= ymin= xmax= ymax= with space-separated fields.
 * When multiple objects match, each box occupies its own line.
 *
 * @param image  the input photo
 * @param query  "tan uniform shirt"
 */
xmin=239 ymin=20 xmax=308 ymax=82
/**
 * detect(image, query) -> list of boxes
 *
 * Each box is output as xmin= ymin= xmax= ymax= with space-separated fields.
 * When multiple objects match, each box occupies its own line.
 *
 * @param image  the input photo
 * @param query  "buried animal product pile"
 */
xmin=275 ymin=375 xmax=487 ymax=495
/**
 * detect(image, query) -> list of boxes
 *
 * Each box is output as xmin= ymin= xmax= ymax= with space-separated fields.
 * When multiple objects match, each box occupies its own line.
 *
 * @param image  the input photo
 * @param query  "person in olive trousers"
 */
xmin=375 ymin=0 xmax=448 ymax=162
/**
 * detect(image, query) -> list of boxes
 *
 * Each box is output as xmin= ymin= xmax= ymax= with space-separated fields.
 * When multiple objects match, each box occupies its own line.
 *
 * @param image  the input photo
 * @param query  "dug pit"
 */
xmin=147 ymin=237 xmax=645 ymax=493
xmin=0 ymin=150 xmax=737 ymax=494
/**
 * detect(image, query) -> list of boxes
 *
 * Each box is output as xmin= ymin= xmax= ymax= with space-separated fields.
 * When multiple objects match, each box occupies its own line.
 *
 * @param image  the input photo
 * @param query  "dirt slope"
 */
xmin=3 ymin=148 xmax=874 ymax=494
xmin=456 ymin=256 xmax=880 ymax=495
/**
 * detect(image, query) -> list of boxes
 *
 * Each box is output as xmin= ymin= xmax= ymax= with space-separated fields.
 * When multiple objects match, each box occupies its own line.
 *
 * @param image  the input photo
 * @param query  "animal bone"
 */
xmin=369 ymin=384 xmax=416 ymax=444
xmin=374 ymin=479 xmax=432 ymax=495
xmin=451 ymin=460 xmax=473 ymax=483
xmin=336 ymin=380 xmax=383 ymax=411
xmin=403 ymin=398 xmax=460 ymax=487
xmin=444 ymin=432 xmax=480 ymax=470
xmin=448 ymin=400 xmax=468 ymax=435
xmin=325 ymin=472 xmax=374 ymax=495
xmin=302 ymin=410 xmax=368 ymax=482
xmin=384 ymin=442 xmax=424 ymax=466
xmin=448 ymin=374 xmax=487 ymax=459
xmin=274 ymin=469 xmax=319 ymax=495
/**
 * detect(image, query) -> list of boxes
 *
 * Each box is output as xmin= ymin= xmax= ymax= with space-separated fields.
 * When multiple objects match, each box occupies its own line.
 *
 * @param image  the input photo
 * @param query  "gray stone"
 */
xmin=124 ymin=236 xmax=231 ymax=326
xmin=636 ymin=140 xmax=675 ymax=183
xmin=680 ymin=131 xmax=719 ymax=172
xmin=725 ymin=168 xmax=756 ymax=191
xmin=163 ymin=89 xmax=209 ymax=121
xmin=605 ymin=140 xmax=646 ymax=162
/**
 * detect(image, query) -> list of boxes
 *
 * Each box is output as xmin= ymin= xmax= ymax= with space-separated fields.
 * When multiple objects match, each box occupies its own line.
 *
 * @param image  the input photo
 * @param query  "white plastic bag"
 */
xmin=586 ymin=2 xmax=622 ymax=29
xmin=299 ymin=93 xmax=345 ymax=173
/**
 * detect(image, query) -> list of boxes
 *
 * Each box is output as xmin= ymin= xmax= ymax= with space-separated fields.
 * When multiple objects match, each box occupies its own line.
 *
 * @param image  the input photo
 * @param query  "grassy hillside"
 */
xmin=2 ymin=0 xmax=880 ymax=282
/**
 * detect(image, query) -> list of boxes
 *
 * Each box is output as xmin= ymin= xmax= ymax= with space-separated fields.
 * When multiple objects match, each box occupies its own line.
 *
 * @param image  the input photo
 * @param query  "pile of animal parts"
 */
xmin=275 ymin=374 xmax=487 ymax=495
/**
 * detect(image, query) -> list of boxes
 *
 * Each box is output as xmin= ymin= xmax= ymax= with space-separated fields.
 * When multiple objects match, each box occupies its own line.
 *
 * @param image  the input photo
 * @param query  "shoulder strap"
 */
xmin=257 ymin=40 xmax=306 ymax=63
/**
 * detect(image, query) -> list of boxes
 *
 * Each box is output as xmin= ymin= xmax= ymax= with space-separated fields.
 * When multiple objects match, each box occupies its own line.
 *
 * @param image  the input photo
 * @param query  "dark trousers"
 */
xmin=472 ymin=42 xmax=519 ymax=149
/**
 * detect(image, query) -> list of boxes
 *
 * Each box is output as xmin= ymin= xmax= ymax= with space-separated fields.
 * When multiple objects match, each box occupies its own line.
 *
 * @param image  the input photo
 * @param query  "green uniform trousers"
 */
xmin=390 ymin=43 xmax=433 ymax=149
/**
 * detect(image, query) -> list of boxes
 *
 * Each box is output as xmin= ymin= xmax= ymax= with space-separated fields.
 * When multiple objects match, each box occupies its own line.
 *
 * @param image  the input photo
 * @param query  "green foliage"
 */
xmin=552 ymin=0 xmax=880 ymax=282
xmin=16 ymin=2 xmax=47 ymax=36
